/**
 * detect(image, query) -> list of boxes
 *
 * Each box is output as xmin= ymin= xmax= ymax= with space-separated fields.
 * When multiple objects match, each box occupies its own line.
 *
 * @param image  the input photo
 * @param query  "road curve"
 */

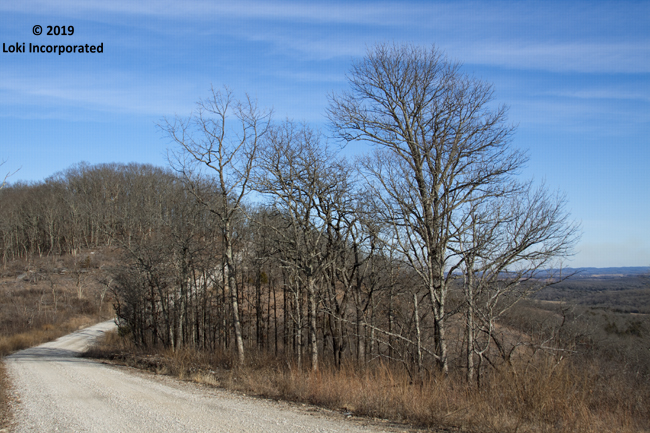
xmin=4 ymin=321 xmax=389 ymax=433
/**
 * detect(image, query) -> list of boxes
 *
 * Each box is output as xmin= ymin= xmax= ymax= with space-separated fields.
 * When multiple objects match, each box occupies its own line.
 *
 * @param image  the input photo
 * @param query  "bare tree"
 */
xmin=329 ymin=43 xmax=527 ymax=374
xmin=456 ymin=184 xmax=579 ymax=384
xmin=162 ymin=87 xmax=271 ymax=364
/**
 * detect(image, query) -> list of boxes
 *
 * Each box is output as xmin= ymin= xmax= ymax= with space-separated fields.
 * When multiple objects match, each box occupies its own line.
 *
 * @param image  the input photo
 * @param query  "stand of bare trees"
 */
xmin=0 ymin=44 xmax=579 ymax=383
xmin=0 ymin=163 xmax=173 ymax=264
xmin=328 ymin=43 xmax=578 ymax=374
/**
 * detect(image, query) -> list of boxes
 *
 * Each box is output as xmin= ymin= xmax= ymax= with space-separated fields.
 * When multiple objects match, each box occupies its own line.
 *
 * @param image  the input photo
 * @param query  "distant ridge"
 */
xmin=556 ymin=267 xmax=649 ymax=278
xmin=450 ymin=267 xmax=649 ymax=279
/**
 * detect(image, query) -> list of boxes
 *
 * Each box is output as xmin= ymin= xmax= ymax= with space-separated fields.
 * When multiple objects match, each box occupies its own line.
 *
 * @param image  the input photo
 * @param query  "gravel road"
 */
xmin=4 ymin=321 xmax=393 ymax=433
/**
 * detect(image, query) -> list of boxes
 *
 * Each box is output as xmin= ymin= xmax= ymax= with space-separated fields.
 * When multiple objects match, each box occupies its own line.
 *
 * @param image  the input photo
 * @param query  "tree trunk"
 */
xmin=307 ymin=277 xmax=318 ymax=371
xmin=414 ymin=293 xmax=423 ymax=372
xmin=225 ymin=227 xmax=245 ymax=364
xmin=465 ymin=264 xmax=475 ymax=384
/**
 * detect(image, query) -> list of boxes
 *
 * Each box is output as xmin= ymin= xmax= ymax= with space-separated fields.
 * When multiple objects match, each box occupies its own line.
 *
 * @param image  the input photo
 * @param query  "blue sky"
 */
xmin=1 ymin=1 xmax=648 ymax=268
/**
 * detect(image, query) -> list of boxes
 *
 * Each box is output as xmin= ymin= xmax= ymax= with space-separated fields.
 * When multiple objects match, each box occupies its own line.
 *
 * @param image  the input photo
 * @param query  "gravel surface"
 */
xmin=4 ymin=321 xmax=396 ymax=433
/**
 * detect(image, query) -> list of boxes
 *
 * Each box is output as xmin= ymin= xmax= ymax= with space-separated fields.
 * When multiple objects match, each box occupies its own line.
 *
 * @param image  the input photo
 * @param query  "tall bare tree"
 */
xmin=328 ymin=43 xmax=527 ymax=373
xmin=162 ymin=87 xmax=271 ymax=364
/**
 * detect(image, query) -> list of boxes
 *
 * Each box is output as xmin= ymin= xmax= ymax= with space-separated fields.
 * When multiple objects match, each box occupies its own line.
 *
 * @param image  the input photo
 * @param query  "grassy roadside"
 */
xmin=87 ymin=331 xmax=646 ymax=433
xmin=0 ymin=362 xmax=12 ymax=432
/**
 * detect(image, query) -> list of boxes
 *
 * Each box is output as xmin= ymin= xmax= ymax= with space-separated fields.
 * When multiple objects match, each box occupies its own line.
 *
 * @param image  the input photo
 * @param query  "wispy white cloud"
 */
xmin=544 ymin=89 xmax=650 ymax=103
xmin=0 ymin=69 xmax=197 ymax=119
xmin=449 ymin=41 xmax=650 ymax=74
xmin=7 ymin=0 xmax=647 ymax=32
xmin=269 ymin=71 xmax=346 ymax=83
xmin=0 ymin=0 xmax=434 ymax=26
xmin=508 ymin=98 xmax=650 ymax=133
xmin=4 ymin=1 xmax=648 ymax=73
xmin=212 ymin=25 xmax=650 ymax=73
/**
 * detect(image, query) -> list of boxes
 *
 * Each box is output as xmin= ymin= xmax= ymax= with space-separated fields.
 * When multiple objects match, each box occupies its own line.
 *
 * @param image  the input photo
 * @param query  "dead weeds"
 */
xmin=86 ymin=331 xmax=649 ymax=433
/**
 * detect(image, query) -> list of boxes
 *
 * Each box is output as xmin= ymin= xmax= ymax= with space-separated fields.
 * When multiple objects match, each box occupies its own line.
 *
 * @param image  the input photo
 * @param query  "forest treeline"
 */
xmin=0 ymin=44 xmax=579 ymax=384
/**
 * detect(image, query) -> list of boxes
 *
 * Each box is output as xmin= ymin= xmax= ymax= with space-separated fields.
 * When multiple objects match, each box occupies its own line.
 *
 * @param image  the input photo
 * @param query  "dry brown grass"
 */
xmin=88 ymin=332 xmax=649 ymax=433
xmin=0 ymin=315 xmax=97 ymax=357
xmin=0 ymin=250 xmax=116 ymax=356
xmin=0 ymin=361 xmax=12 ymax=431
